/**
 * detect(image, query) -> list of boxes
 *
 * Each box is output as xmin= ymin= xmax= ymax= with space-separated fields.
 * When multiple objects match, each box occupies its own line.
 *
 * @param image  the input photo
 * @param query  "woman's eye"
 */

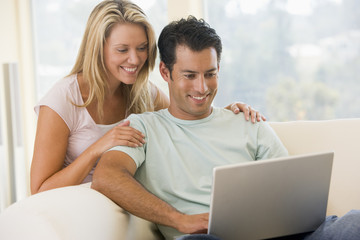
xmin=138 ymin=46 xmax=148 ymax=51
xmin=117 ymin=49 xmax=127 ymax=53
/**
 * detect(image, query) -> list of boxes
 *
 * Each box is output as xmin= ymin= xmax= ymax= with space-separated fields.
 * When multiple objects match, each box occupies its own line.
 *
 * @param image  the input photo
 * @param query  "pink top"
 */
xmin=34 ymin=74 xmax=120 ymax=183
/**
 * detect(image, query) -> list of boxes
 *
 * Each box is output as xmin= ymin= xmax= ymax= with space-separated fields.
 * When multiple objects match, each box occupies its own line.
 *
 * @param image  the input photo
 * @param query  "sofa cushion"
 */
xmin=270 ymin=119 xmax=360 ymax=217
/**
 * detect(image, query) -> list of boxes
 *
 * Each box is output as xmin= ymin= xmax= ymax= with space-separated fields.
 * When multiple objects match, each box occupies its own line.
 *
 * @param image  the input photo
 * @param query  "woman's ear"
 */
xmin=159 ymin=61 xmax=171 ymax=83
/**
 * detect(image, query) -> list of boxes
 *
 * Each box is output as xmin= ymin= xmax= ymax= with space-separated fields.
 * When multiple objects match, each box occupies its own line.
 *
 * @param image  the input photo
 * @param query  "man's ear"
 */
xmin=159 ymin=61 xmax=171 ymax=83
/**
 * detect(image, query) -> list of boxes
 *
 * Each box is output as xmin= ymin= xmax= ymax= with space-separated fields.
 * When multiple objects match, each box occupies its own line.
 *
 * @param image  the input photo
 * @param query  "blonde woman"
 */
xmin=31 ymin=0 xmax=263 ymax=194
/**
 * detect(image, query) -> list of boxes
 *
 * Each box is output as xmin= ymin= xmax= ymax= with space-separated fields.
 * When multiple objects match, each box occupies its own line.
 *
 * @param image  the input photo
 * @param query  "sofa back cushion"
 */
xmin=270 ymin=119 xmax=360 ymax=217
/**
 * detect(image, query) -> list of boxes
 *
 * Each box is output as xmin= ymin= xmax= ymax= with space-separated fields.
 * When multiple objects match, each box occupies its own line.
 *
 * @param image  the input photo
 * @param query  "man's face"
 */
xmin=160 ymin=45 xmax=219 ymax=120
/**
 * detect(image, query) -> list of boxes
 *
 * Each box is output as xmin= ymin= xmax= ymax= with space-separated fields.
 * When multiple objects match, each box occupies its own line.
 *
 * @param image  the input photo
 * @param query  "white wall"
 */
xmin=0 ymin=0 xmax=36 ymax=211
xmin=168 ymin=0 xmax=204 ymax=21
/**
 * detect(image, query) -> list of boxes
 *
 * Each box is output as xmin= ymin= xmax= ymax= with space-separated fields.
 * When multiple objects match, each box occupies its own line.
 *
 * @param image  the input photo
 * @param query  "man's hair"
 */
xmin=158 ymin=16 xmax=222 ymax=72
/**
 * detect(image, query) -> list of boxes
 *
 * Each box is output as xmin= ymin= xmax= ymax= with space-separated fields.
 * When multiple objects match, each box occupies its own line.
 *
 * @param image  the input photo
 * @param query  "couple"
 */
xmin=31 ymin=0 xmax=359 ymax=239
xmin=91 ymin=12 xmax=360 ymax=240
xmin=31 ymin=0 xmax=263 ymax=194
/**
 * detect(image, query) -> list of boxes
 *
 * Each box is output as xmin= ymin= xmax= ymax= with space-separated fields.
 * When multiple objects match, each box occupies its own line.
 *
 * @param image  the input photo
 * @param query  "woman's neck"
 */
xmin=77 ymin=73 xmax=127 ymax=124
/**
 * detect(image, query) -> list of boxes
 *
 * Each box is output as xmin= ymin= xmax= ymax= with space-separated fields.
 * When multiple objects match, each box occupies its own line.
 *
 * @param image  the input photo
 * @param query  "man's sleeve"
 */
xmin=256 ymin=121 xmax=289 ymax=160
xmin=108 ymin=114 xmax=146 ymax=168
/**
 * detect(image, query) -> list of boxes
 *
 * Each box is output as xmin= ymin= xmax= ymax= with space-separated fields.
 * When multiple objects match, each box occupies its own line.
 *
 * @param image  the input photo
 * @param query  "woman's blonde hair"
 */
xmin=69 ymin=0 xmax=156 ymax=118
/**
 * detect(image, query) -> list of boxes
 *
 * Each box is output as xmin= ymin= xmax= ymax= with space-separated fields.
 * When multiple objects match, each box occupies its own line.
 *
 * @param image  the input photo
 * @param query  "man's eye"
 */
xmin=185 ymin=74 xmax=196 ymax=79
xmin=205 ymin=73 xmax=217 ymax=78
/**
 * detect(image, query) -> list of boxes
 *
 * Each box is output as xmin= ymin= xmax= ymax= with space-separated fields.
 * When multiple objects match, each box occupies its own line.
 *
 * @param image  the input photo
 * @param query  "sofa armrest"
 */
xmin=0 ymin=184 xmax=163 ymax=240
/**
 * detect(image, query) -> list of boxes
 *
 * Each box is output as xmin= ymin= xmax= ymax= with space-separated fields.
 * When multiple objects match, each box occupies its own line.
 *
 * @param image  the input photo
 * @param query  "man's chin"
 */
xmin=189 ymin=107 xmax=212 ymax=118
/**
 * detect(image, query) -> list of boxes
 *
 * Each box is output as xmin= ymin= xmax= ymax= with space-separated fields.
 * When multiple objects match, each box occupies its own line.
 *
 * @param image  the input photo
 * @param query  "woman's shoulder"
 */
xmin=52 ymin=74 xmax=78 ymax=91
xmin=46 ymin=74 xmax=81 ymax=101
xmin=149 ymin=81 xmax=158 ymax=101
xmin=35 ymin=74 xmax=81 ymax=114
xmin=150 ymin=82 xmax=170 ymax=110
xmin=35 ymin=74 xmax=87 ymax=131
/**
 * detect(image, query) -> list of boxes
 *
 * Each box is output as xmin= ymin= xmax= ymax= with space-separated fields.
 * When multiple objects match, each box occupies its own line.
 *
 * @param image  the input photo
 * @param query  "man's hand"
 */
xmin=175 ymin=213 xmax=209 ymax=234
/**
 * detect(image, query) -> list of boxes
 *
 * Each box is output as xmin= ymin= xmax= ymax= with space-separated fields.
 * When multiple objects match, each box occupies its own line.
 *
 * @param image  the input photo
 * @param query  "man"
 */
xmin=92 ymin=16 xmax=287 ymax=239
xmin=92 ymin=16 xmax=360 ymax=240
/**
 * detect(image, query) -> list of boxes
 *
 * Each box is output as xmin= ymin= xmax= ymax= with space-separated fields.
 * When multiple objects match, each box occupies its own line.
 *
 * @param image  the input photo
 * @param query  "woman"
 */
xmin=31 ymin=0 xmax=264 ymax=194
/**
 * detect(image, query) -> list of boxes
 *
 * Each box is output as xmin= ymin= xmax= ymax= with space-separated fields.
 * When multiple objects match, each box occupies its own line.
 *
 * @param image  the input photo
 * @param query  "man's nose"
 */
xmin=194 ymin=76 xmax=208 ymax=94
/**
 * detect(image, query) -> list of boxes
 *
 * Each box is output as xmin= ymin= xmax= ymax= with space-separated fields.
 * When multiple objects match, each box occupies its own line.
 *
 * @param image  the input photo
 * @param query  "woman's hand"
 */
xmin=225 ymin=102 xmax=266 ymax=123
xmin=90 ymin=120 xmax=145 ymax=157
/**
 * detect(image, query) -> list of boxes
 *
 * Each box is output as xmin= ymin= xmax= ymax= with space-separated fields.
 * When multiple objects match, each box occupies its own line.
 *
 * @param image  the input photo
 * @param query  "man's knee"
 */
xmin=306 ymin=210 xmax=360 ymax=240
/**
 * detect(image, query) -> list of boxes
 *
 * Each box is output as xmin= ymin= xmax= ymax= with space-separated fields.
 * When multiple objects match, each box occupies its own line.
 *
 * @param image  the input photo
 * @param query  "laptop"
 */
xmin=208 ymin=151 xmax=334 ymax=240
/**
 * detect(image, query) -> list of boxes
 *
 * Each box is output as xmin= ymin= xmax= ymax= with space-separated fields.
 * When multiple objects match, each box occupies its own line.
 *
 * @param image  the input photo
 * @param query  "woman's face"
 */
xmin=104 ymin=23 xmax=148 ymax=86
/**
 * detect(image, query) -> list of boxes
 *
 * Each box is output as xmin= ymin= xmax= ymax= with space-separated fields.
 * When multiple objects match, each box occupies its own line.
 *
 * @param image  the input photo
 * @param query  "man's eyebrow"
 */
xmin=180 ymin=68 xmax=217 ymax=73
xmin=181 ymin=70 xmax=198 ymax=73
xmin=206 ymin=67 xmax=218 ymax=72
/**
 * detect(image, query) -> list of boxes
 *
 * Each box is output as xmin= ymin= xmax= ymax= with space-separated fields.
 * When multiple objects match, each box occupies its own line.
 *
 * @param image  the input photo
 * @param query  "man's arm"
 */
xmin=91 ymin=150 xmax=208 ymax=234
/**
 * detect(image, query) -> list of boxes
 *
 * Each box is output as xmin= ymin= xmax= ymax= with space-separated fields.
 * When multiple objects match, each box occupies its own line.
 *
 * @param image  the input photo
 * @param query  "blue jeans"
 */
xmin=176 ymin=210 xmax=360 ymax=240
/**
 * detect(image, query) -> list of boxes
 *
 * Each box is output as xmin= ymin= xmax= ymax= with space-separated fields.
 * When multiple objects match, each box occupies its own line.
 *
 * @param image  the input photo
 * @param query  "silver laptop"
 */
xmin=208 ymin=152 xmax=334 ymax=240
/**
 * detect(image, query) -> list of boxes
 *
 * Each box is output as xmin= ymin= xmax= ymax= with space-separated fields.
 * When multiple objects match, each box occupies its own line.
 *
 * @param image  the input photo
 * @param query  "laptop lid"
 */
xmin=208 ymin=152 xmax=334 ymax=240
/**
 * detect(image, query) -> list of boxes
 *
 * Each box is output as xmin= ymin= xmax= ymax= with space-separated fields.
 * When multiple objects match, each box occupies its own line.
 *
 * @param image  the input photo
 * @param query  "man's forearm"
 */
xmin=91 ymin=151 xmax=184 ymax=230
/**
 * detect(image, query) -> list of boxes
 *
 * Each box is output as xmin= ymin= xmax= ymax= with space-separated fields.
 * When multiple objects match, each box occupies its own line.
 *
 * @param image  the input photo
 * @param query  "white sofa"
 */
xmin=0 ymin=119 xmax=359 ymax=240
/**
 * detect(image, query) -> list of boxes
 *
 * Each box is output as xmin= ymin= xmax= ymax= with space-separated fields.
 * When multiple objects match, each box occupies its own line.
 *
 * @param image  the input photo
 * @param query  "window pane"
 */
xmin=205 ymin=0 xmax=360 ymax=120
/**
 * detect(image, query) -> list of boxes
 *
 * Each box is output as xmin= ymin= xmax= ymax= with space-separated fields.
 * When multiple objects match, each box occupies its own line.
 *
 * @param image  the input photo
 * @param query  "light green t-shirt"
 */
xmin=110 ymin=107 xmax=288 ymax=239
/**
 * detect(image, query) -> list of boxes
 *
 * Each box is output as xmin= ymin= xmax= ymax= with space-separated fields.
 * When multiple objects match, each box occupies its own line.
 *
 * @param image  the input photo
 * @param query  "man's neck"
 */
xmin=167 ymin=106 xmax=213 ymax=120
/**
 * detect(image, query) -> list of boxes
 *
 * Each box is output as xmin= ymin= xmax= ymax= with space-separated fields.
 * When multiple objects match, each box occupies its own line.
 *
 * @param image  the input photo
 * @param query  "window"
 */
xmin=205 ymin=0 xmax=360 ymax=120
xmin=32 ymin=0 xmax=101 ymax=99
xmin=31 ymin=0 xmax=360 ymax=119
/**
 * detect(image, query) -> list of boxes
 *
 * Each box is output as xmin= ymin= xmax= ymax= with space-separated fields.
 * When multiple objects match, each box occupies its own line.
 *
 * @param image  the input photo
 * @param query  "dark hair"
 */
xmin=158 ymin=15 xmax=222 ymax=72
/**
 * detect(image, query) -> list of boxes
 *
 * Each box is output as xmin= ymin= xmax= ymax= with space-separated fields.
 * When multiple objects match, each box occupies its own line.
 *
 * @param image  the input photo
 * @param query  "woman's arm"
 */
xmin=31 ymin=106 xmax=145 ymax=194
xmin=31 ymin=106 xmax=76 ymax=194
